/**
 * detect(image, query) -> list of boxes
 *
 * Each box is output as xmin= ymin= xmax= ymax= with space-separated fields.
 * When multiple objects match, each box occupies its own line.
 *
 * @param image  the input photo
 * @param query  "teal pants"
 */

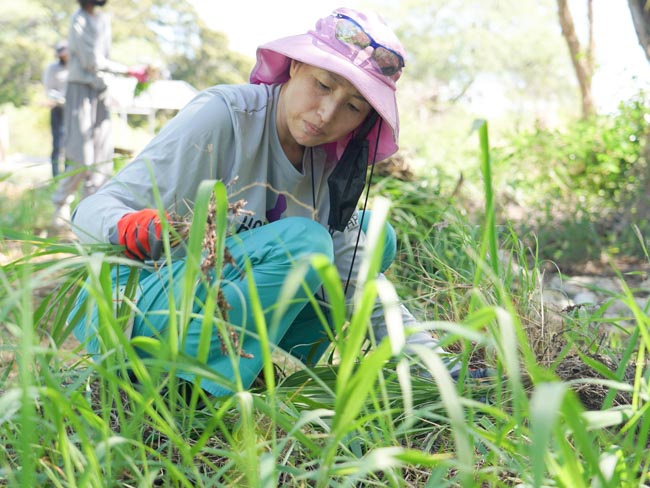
xmin=73 ymin=213 xmax=396 ymax=397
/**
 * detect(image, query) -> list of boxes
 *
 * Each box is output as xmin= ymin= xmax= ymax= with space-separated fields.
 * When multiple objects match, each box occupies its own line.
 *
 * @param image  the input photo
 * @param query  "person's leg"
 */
xmin=358 ymin=209 xmax=397 ymax=273
xmin=277 ymin=298 xmax=331 ymax=365
xmin=51 ymin=156 xmax=85 ymax=228
xmin=278 ymin=210 xmax=398 ymax=364
xmin=52 ymin=83 xmax=88 ymax=227
xmin=128 ymin=217 xmax=334 ymax=397
xmin=70 ymin=214 xmax=396 ymax=393
xmin=63 ymin=83 xmax=93 ymax=172
xmin=71 ymin=264 xmax=141 ymax=356
xmin=51 ymin=165 xmax=83 ymax=228
xmin=50 ymin=106 xmax=64 ymax=178
xmin=85 ymin=89 xmax=113 ymax=197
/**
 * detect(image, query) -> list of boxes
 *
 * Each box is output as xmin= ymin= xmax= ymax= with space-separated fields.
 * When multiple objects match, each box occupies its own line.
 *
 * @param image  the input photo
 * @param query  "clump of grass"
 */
xmin=0 ymin=125 xmax=648 ymax=486
xmin=169 ymin=188 xmax=253 ymax=358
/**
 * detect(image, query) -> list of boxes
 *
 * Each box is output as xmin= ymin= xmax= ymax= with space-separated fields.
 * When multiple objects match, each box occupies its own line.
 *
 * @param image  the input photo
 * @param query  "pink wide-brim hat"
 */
xmin=250 ymin=7 xmax=405 ymax=163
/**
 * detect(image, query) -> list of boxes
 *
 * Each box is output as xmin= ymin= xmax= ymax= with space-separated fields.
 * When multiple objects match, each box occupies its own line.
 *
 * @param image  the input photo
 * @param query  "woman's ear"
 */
xmin=289 ymin=59 xmax=303 ymax=78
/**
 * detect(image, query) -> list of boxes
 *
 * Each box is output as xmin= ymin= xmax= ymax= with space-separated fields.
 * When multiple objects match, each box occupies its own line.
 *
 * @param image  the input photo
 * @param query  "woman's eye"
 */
xmin=348 ymin=103 xmax=361 ymax=113
xmin=317 ymin=81 xmax=330 ymax=91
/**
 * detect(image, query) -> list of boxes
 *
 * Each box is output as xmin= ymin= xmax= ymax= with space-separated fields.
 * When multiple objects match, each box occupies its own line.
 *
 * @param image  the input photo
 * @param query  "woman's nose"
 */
xmin=317 ymin=98 xmax=339 ymax=124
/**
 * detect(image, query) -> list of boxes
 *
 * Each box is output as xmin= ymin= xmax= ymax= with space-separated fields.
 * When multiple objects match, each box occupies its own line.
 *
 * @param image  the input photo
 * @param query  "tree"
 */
xmin=381 ymin=0 xmax=578 ymax=168
xmin=628 ymin=0 xmax=650 ymax=63
xmin=0 ymin=1 xmax=73 ymax=107
xmin=557 ymin=0 xmax=596 ymax=118
xmin=167 ymin=22 xmax=252 ymax=90
xmin=0 ymin=1 xmax=250 ymax=107
xmin=0 ymin=38 xmax=48 ymax=107
xmin=390 ymin=0 xmax=576 ymax=113
xmin=624 ymin=1 xmax=650 ymax=228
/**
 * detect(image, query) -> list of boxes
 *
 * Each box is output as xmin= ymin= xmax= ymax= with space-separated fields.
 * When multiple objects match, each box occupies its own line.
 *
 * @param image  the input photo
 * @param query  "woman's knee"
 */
xmin=359 ymin=210 xmax=397 ymax=273
xmin=278 ymin=217 xmax=334 ymax=260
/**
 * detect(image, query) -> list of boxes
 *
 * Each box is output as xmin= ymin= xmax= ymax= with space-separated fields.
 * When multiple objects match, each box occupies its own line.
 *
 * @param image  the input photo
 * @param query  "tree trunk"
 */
xmin=557 ymin=0 xmax=596 ymax=118
xmin=624 ymin=2 xmax=650 ymax=229
xmin=628 ymin=0 xmax=650 ymax=63
xmin=0 ymin=110 xmax=8 ymax=163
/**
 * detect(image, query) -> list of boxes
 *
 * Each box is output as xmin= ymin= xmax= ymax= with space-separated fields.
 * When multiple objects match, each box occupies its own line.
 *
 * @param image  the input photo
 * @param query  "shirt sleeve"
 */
xmin=69 ymin=13 xmax=126 ymax=77
xmin=42 ymin=65 xmax=64 ymax=104
xmin=42 ymin=65 xmax=51 ymax=91
xmin=71 ymin=91 xmax=236 ymax=243
xmin=94 ymin=14 xmax=127 ymax=75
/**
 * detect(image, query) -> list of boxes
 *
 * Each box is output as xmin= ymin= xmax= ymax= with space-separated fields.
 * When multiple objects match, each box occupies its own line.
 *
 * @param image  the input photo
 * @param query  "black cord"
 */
xmin=344 ymin=118 xmax=383 ymax=296
xmin=310 ymin=147 xmax=326 ymax=304
xmin=310 ymin=147 xmax=316 ymax=211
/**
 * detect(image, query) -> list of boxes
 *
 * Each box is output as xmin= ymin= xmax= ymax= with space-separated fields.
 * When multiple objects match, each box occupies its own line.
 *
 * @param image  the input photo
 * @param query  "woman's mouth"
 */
xmin=304 ymin=121 xmax=324 ymax=137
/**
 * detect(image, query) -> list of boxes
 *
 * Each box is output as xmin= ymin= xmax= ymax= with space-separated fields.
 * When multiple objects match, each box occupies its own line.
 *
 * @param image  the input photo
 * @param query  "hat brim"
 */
xmin=251 ymin=34 xmax=399 ymax=162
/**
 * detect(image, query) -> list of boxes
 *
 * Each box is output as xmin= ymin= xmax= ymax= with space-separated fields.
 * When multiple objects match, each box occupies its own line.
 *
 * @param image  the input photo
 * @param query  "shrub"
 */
xmin=492 ymin=92 xmax=650 ymax=264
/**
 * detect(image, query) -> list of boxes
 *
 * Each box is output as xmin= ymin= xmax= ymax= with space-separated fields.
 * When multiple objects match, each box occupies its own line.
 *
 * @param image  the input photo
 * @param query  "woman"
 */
xmin=70 ymin=7 xmax=461 ymax=397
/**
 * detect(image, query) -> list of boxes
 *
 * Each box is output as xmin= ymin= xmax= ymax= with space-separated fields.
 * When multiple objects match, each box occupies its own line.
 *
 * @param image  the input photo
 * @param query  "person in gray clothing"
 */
xmin=51 ymin=0 xmax=145 ymax=228
xmin=70 ymin=7 xmax=484 ymax=398
xmin=42 ymin=41 xmax=68 ymax=178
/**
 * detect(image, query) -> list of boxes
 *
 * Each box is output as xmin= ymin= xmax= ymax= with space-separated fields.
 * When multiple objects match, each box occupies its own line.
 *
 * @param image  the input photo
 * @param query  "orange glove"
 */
xmin=115 ymin=209 xmax=166 ymax=261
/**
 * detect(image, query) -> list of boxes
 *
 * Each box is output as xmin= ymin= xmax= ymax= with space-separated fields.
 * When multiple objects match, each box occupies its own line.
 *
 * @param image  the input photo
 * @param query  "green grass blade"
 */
xmin=529 ymin=382 xmax=568 ymax=487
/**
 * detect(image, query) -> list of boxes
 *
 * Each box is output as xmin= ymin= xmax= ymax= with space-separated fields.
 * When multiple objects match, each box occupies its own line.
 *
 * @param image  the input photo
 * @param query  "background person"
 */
xmin=51 ymin=0 xmax=148 ymax=229
xmin=42 ymin=41 xmax=68 ymax=178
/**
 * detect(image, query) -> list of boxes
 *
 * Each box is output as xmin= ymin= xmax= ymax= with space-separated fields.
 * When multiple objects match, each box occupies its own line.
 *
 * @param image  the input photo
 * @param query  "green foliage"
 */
xmin=532 ymin=203 xmax=605 ymax=263
xmin=1 ymin=131 xmax=649 ymax=485
xmin=0 ymin=38 xmax=48 ymax=107
xmin=0 ymin=1 xmax=77 ymax=107
xmin=167 ymin=22 xmax=253 ymax=90
xmin=372 ymin=171 xmax=474 ymax=304
xmin=390 ymin=0 xmax=577 ymax=131
xmin=0 ymin=0 xmax=251 ymax=109
xmin=488 ymin=92 xmax=650 ymax=264
xmin=2 ymin=4 xmax=650 ymax=484
xmin=0 ymin=186 xmax=54 ymax=233
xmin=2 ymin=104 xmax=51 ymax=157
xmin=109 ymin=1 xmax=252 ymax=88
xmin=496 ymin=93 xmax=649 ymax=208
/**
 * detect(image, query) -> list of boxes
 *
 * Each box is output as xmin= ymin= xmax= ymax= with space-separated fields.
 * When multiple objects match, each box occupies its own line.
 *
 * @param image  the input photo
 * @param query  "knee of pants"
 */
xmin=279 ymin=217 xmax=334 ymax=261
xmin=358 ymin=210 xmax=397 ymax=273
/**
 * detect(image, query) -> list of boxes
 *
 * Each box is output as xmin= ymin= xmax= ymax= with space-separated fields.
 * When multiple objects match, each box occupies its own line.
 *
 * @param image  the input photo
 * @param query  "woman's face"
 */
xmin=278 ymin=61 xmax=372 ymax=156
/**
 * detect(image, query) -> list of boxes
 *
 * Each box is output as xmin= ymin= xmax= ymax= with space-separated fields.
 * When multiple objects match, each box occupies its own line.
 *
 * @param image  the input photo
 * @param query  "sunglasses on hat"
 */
xmin=333 ymin=13 xmax=405 ymax=77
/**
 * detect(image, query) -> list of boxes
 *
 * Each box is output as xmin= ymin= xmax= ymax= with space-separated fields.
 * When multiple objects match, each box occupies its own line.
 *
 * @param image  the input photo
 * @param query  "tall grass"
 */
xmin=0 ymin=123 xmax=648 ymax=486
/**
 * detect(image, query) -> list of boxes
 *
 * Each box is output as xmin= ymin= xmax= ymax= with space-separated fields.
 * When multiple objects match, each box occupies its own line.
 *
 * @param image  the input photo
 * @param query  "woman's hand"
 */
xmin=114 ymin=209 xmax=167 ymax=261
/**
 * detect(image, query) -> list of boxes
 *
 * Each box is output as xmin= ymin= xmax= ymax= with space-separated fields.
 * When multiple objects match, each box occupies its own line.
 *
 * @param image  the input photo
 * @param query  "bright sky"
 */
xmin=588 ymin=0 xmax=650 ymax=111
xmin=188 ymin=0 xmax=363 ymax=56
xmin=188 ymin=0 xmax=650 ymax=113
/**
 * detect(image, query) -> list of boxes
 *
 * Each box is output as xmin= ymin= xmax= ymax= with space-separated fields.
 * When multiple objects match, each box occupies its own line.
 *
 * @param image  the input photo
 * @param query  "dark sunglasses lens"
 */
xmin=335 ymin=19 xmax=371 ymax=48
xmin=372 ymin=47 xmax=401 ymax=76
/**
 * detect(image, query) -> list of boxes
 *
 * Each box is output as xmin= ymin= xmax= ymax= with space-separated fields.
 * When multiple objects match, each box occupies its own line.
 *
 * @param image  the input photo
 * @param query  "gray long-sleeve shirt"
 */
xmin=42 ymin=61 xmax=68 ymax=105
